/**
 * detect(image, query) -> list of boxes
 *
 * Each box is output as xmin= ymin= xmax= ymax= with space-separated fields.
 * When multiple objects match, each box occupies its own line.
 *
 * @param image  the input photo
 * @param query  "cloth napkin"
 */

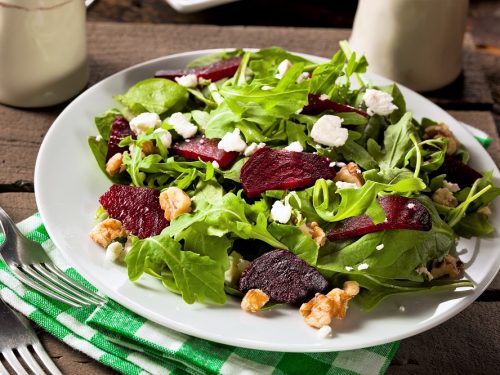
xmin=0 ymin=214 xmax=398 ymax=375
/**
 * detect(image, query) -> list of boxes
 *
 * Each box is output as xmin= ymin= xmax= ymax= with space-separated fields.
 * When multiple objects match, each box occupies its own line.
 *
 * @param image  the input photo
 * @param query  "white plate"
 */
xmin=165 ymin=0 xmax=238 ymax=13
xmin=35 ymin=49 xmax=500 ymax=352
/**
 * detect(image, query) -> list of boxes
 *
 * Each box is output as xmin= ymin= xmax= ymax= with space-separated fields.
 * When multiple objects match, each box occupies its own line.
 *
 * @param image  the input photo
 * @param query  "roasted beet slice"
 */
xmin=172 ymin=136 xmax=239 ymax=169
xmin=155 ymin=56 xmax=242 ymax=83
xmin=106 ymin=116 xmax=135 ymax=161
xmin=327 ymin=196 xmax=432 ymax=241
xmin=240 ymin=147 xmax=335 ymax=198
xmin=238 ymin=249 xmax=330 ymax=305
xmin=99 ymin=184 xmax=168 ymax=239
xmin=302 ymin=93 xmax=368 ymax=117
xmin=436 ymin=155 xmax=482 ymax=188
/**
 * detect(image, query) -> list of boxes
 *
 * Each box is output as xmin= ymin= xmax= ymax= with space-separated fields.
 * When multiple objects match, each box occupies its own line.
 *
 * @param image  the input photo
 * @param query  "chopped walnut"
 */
xmin=241 ymin=289 xmax=269 ymax=312
xmin=432 ymin=187 xmax=458 ymax=207
xmin=299 ymin=222 xmax=327 ymax=246
xmin=431 ymin=255 xmax=464 ymax=280
xmin=159 ymin=187 xmax=192 ymax=221
xmin=299 ymin=281 xmax=360 ymax=329
xmin=334 ymin=162 xmax=364 ymax=187
xmin=424 ymin=123 xmax=459 ymax=155
xmin=443 ymin=180 xmax=460 ymax=193
xmin=141 ymin=140 xmax=159 ymax=155
xmin=478 ymin=205 xmax=492 ymax=215
xmin=416 ymin=266 xmax=434 ymax=281
xmin=105 ymin=153 xmax=123 ymax=176
xmin=89 ymin=218 xmax=127 ymax=248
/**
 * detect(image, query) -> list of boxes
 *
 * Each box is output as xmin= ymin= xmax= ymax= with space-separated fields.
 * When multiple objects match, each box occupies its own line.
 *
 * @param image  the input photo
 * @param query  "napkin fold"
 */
xmin=0 ymin=214 xmax=398 ymax=375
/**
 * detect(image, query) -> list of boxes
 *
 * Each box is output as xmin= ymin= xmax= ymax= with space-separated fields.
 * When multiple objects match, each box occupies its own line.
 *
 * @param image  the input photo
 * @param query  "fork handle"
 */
xmin=0 ymin=206 xmax=25 ymax=245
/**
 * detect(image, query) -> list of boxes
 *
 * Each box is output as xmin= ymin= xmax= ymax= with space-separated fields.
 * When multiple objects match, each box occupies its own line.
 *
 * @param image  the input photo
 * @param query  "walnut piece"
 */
xmin=416 ymin=265 xmax=434 ymax=281
xmin=299 ymin=281 xmax=360 ymax=329
xmin=141 ymin=140 xmax=159 ymax=156
xmin=89 ymin=218 xmax=127 ymax=248
xmin=432 ymin=187 xmax=458 ymax=208
xmin=334 ymin=162 xmax=364 ymax=187
xmin=431 ymin=255 xmax=464 ymax=280
xmin=241 ymin=289 xmax=269 ymax=312
xmin=299 ymin=222 xmax=327 ymax=246
xmin=424 ymin=123 xmax=459 ymax=155
xmin=159 ymin=187 xmax=192 ymax=221
xmin=105 ymin=153 xmax=123 ymax=176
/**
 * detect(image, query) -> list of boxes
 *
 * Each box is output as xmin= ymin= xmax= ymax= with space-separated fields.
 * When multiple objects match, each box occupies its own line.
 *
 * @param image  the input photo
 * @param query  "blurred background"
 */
xmin=87 ymin=0 xmax=500 ymax=131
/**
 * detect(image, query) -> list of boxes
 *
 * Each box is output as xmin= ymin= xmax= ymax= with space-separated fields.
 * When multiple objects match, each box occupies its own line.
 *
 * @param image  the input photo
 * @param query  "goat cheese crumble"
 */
xmin=275 ymin=59 xmax=293 ymax=79
xmin=244 ymin=142 xmax=266 ymax=156
xmin=218 ymin=128 xmax=247 ymax=152
xmin=129 ymin=112 xmax=162 ymax=136
xmin=357 ymin=263 xmax=369 ymax=271
xmin=153 ymin=128 xmax=172 ymax=148
xmin=284 ymin=141 xmax=304 ymax=152
xmin=335 ymin=181 xmax=359 ymax=190
xmin=317 ymin=325 xmax=332 ymax=339
xmin=363 ymin=89 xmax=398 ymax=116
xmin=271 ymin=201 xmax=292 ymax=224
xmin=174 ymin=74 xmax=198 ymax=88
xmin=311 ymin=115 xmax=348 ymax=147
xmin=169 ymin=112 xmax=198 ymax=139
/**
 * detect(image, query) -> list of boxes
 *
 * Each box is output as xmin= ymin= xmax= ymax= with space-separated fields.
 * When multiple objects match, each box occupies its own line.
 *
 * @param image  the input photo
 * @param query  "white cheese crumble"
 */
xmin=319 ymin=94 xmax=330 ymax=101
xmin=218 ymin=128 xmax=247 ymax=152
xmin=284 ymin=141 xmax=304 ymax=152
xmin=129 ymin=112 xmax=162 ymax=136
xmin=335 ymin=181 xmax=359 ymax=190
xmin=296 ymin=72 xmax=310 ymax=83
xmin=212 ymin=161 xmax=220 ymax=169
xmin=174 ymin=74 xmax=198 ymax=88
xmin=317 ymin=325 xmax=332 ymax=339
xmin=275 ymin=59 xmax=293 ymax=79
xmin=169 ymin=112 xmax=198 ymax=139
xmin=363 ymin=89 xmax=398 ymax=116
xmin=329 ymin=161 xmax=336 ymax=167
xmin=310 ymin=115 xmax=348 ymax=147
xmin=336 ymin=162 xmax=346 ymax=167
xmin=244 ymin=142 xmax=266 ymax=157
xmin=261 ymin=85 xmax=273 ymax=91
xmin=345 ymin=266 xmax=353 ymax=271
xmin=153 ymin=128 xmax=172 ymax=148
xmin=407 ymin=203 xmax=415 ymax=209
xmin=105 ymin=241 xmax=124 ymax=263
xmin=271 ymin=201 xmax=292 ymax=224
xmin=357 ymin=263 xmax=369 ymax=271
xmin=95 ymin=135 xmax=102 ymax=142
xmin=399 ymin=305 xmax=406 ymax=312
xmin=224 ymin=252 xmax=250 ymax=287
xmin=443 ymin=180 xmax=460 ymax=193
xmin=376 ymin=244 xmax=385 ymax=251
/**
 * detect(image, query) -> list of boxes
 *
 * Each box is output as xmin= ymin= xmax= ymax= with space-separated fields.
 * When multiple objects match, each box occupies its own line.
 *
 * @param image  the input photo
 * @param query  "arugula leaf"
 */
xmin=337 ymin=138 xmax=378 ymax=170
xmin=125 ymin=232 xmax=226 ymax=304
xmin=115 ymin=78 xmax=188 ymax=115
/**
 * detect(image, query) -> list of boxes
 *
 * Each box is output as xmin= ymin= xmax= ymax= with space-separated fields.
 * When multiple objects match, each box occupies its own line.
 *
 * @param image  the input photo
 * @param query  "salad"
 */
xmin=88 ymin=43 xmax=499 ymax=334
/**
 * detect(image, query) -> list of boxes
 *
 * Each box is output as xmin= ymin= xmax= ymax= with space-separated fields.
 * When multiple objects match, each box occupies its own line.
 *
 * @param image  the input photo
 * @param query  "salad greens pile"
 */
xmin=89 ymin=43 xmax=499 ymax=311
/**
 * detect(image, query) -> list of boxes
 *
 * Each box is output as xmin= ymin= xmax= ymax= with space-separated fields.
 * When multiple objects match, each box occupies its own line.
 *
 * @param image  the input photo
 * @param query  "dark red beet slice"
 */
xmin=99 ymin=184 xmax=168 ymax=239
xmin=106 ymin=116 xmax=135 ymax=161
xmin=172 ymin=136 xmax=239 ymax=169
xmin=301 ymin=93 xmax=368 ymax=117
xmin=327 ymin=196 xmax=432 ymax=241
xmin=238 ymin=249 xmax=330 ymax=305
xmin=240 ymin=147 xmax=335 ymax=198
xmin=437 ymin=155 xmax=482 ymax=188
xmin=155 ymin=56 xmax=242 ymax=83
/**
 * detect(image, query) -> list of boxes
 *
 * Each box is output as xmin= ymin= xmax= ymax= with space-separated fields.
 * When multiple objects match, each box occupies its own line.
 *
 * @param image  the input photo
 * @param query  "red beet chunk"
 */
xmin=437 ymin=155 xmax=482 ymax=188
xmin=302 ymin=93 xmax=368 ymax=117
xmin=106 ymin=116 xmax=135 ymax=161
xmin=99 ymin=184 xmax=168 ymax=239
xmin=238 ymin=249 xmax=330 ymax=305
xmin=172 ymin=136 xmax=239 ymax=169
xmin=155 ymin=56 xmax=242 ymax=83
xmin=327 ymin=196 xmax=432 ymax=241
xmin=240 ymin=147 xmax=335 ymax=198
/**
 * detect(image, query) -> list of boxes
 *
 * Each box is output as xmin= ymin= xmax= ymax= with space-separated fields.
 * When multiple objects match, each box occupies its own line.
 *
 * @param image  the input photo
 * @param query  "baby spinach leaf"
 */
xmin=268 ymin=223 xmax=319 ymax=265
xmin=94 ymin=108 xmax=122 ymax=140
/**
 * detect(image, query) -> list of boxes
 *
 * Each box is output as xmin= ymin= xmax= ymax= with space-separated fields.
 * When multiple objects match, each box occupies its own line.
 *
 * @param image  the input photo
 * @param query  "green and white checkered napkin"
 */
xmin=0 ymin=214 xmax=399 ymax=375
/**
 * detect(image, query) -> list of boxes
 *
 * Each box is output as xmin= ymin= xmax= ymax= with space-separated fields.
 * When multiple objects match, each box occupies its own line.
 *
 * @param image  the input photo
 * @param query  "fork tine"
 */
xmin=0 ymin=360 xmax=10 ymax=375
xmin=33 ymin=264 xmax=105 ymax=305
xmin=2 ymin=349 xmax=29 ymax=375
xmin=11 ymin=268 xmax=86 ymax=308
xmin=19 ymin=266 xmax=94 ymax=307
xmin=17 ymin=346 xmax=47 ymax=375
xmin=43 ymin=263 xmax=107 ymax=304
xmin=32 ymin=343 xmax=63 ymax=375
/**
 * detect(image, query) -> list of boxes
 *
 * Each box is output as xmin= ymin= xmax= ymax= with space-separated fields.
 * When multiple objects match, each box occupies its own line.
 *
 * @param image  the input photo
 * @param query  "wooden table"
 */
xmin=1 ymin=1 xmax=499 ymax=374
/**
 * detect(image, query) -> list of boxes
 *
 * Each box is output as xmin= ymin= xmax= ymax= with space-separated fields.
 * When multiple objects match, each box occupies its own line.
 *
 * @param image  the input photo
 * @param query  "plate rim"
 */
xmin=34 ymin=48 xmax=500 ymax=352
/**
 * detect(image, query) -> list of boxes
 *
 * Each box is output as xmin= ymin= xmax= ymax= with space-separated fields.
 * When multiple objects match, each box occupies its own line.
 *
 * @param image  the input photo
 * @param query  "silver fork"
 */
xmin=0 ymin=207 xmax=106 ymax=308
xmin=0 ymin=297 xmax=62 ymax=375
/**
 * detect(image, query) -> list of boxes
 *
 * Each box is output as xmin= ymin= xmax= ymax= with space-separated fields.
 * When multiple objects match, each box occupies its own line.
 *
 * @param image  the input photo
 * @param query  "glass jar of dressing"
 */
xmin=0 ymin=0 xmax=88 ymax=107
